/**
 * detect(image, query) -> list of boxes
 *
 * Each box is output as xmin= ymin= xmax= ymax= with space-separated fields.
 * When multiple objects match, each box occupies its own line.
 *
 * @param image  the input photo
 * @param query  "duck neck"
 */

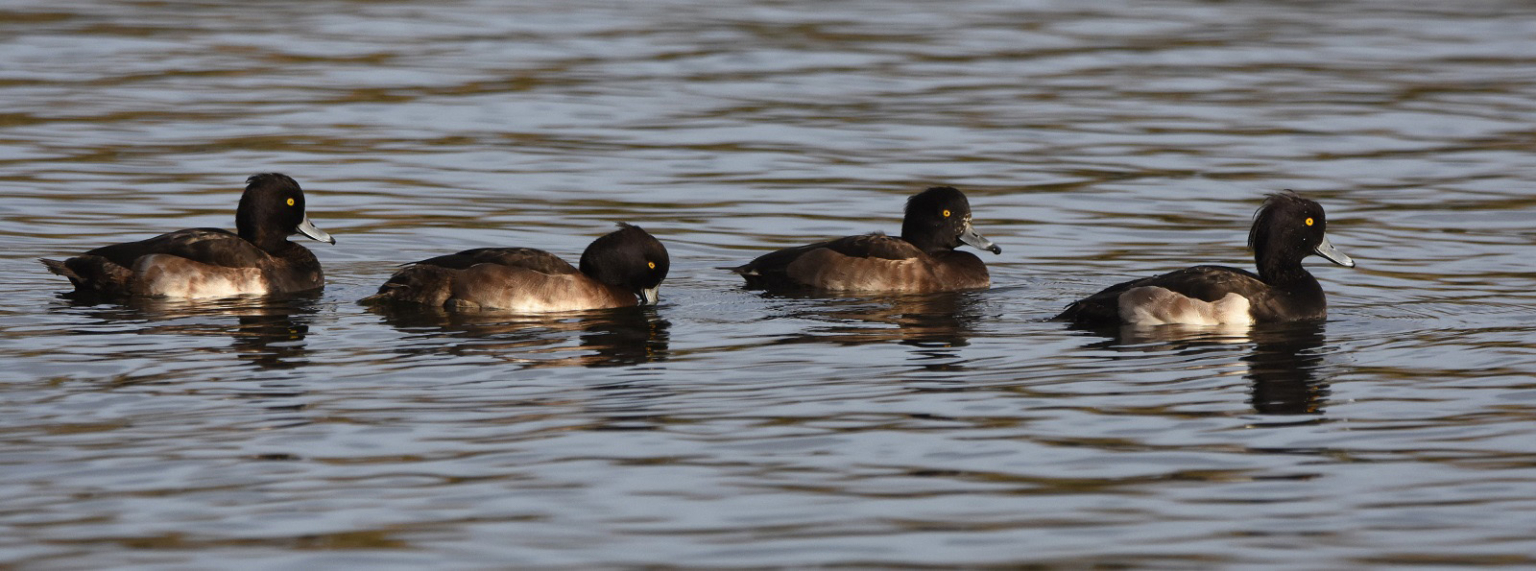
xmin=240 ymin=227 xmax=290 ymax=254
xmin=900 ymin=228 xmax=948 ymax=253
xmin=236 ymin=212 xmax=290 ymax=254
xmin=1257 ymin=255 xmax=1318 ymax=289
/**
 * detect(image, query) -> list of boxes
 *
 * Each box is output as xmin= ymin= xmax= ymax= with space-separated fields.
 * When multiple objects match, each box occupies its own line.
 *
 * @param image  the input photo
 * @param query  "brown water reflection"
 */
xmin=52 ymin=293 xmax=321 ymax=372
xmin=765 ymin=291 xmax=981 ymax=350
xmin=371 ymin=305 xmax=670 ymax=369
xmin=1070 ymin=321 xmax=1333 ymax=415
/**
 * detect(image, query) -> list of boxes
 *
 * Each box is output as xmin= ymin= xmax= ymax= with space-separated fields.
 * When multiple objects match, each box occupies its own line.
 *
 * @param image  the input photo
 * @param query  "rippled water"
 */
xmin=4 ymin=0 xmax=1536 ymax=567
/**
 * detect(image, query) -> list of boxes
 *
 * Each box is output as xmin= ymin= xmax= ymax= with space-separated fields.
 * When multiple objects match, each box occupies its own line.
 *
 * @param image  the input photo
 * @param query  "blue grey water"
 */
xmin=3 ymin=0 xmax=1536 ymax=567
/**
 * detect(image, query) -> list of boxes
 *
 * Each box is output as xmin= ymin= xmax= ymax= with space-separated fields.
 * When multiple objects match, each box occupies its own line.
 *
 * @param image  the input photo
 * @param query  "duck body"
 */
xmin=1056 ymin=264 xmax=1328 ymax=326
xmin=42 ymin=228 xmax=323 ymax=298
xmin=734 ymin=233 xmax=991 ymax=293
xmin=40 ymin=173 xmax=334 ymax=299
xmin=1057 ymin=192 xmax=1353 ymax=327
xmin=731 ymin=186 xmax=1001 ymax=294
xmin=363 ymin=224 xmax=670 ymax=313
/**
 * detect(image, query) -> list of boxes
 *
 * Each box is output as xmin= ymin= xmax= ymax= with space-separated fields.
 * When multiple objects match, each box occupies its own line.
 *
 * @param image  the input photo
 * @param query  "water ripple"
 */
xmin=3 ymin=0 xmax=1536 ymax=567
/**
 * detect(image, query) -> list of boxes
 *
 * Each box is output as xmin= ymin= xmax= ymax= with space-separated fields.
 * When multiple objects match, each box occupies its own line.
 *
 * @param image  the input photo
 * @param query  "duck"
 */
xmin=729 ymin=186 xmax=1002 ymax=293
xmin=1056 ymin=192 xmax=1355 ymax=326
xmin=41 ymin=173 xmax=335 ymax=299
xmin=361 ymin=223 xmax=670 ymax=312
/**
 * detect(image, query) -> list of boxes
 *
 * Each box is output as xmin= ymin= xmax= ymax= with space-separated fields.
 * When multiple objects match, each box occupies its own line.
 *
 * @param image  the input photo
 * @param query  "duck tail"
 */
xmin=39 ymin=258 xmax=80 ymax=280
xmin=359 ymin=266 xmax=455 ymax=307
xmin=1052 ymin=300 xmax=1082 ymax=322
xmin=358 ymin=282 xmax=407 ymax=306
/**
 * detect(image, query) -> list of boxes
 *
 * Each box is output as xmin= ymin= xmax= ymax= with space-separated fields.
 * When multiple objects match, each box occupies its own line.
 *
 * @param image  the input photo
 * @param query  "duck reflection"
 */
xmin=370 ymin=304 xmax=669 ymax=369
xmin=1069 ymin=320 xmax=1332 ymax=415
xmin=54 ymin=291 xmax=320 ymax=371
xmin=769 ymin=291 xmax=981 ymax=356
xmin=1244 ymin=321 xmax=1331 ymax=415
xmin=227 ymin=298 xmax=316 ymax=370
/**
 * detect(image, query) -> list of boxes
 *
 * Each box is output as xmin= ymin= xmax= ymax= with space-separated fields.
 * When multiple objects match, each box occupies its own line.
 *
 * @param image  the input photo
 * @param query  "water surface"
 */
xmin=4 ymin=0 xmax=1536 ymax=567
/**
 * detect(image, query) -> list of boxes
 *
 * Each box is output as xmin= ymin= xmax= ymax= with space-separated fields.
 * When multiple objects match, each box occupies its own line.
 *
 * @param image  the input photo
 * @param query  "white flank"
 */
xmin=1118 ymin=287 xmax=1253 ymax=326
xmin=134 ymin=255 xmax=268 ymax=299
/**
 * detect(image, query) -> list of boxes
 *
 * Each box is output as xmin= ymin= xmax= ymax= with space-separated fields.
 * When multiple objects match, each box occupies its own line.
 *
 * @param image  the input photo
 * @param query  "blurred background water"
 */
xmin=3 ymin=0 xmax=1536 ymax=567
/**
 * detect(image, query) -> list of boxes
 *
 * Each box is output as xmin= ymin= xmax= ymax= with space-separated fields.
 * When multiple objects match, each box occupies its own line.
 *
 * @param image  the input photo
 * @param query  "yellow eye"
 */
xmin=647 ymin=261 xmax=656 ymax=269
xmin=942 ymin=209 xmax=951 ymax=218
xmin=1305 ymin=217 xmax=1314 ymax=226
xmin=286 ymin=198 xmax=295 ymax=207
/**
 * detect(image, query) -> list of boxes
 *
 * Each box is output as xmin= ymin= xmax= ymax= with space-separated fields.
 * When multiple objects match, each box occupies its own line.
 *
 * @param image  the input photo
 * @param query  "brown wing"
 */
xmin=366 ymin=247 xmax=622 ymax=311
xmin=411 ymin=248 xmax=579 ymax=275
xmin=732 ymin=233 xmax=924 ymax=291
xmin=84 ymin=228 xmax=271 ymax=269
